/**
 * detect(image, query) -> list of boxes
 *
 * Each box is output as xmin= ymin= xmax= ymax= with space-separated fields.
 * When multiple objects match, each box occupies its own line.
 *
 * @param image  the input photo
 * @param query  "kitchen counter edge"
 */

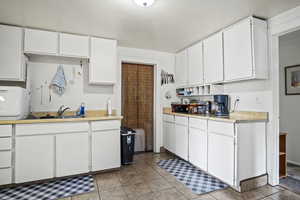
xmin=0 ymin=116 xmax=123 ymax=125
xmin=163 ymin=111 xmax=268 ymax=123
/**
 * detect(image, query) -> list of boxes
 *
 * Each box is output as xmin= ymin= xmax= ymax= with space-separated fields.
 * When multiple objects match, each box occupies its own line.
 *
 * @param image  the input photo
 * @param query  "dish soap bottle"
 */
xmin=79 ymin=102 xmax=86 ymax=117
xmin=107 ymin=98 xmax=112 ymax=116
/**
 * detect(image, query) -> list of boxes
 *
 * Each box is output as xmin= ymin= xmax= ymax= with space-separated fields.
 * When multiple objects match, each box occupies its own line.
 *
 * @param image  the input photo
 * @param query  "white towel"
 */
xmin=51 ymin=65 xmax=66 ymax=95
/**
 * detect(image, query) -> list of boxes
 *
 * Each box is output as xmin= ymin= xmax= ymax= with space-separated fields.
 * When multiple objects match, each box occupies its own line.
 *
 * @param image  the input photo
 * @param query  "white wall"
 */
xmin=279 ymin=30 xmax=300 ymax=165
xmin=28 ymin=55 xmax=116 ymax=112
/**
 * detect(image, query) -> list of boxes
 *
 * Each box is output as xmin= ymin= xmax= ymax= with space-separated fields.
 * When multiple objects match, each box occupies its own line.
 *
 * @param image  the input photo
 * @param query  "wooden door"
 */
xmin=122 ymin=63 xmax=154 ymax=151
xmin=122 ymin=63 xmax=138 ymax=128
xmin=137 ymin=65 xmax=154 ymax=151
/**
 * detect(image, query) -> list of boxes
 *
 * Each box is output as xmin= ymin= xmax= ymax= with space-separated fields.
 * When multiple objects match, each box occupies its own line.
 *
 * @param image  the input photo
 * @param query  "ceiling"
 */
xmin=1 ymin=0 xmax=300 ymax=53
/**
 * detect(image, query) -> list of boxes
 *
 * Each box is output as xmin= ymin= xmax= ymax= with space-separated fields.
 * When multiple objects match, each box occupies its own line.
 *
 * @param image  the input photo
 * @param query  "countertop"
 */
xmin=0 ymin=110 xmax=123 ymax=125
xmin=163 ymin=108 xmax=268 ymax=123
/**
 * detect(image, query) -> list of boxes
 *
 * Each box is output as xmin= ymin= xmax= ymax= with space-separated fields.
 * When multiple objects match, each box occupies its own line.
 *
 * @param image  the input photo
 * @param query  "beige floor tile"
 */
xmin=96 ymin=173 xmax=122 ymax=191
xmin=122 ymin=182 xmax=152 ymax=196
xmin=268 ymin=190 xmax=300 ymax=200
xmin=58 ymin=197 xmax=71 ymax=200
xmin=240 ymin=189 xmax=265 ymax=200
xmin=256 ymin=185 xmax=281 ymax=196
xmin=154 ymin=188 xmax=187 ymax=200
xmin=71 ymin=191 xmax=100 ymax=200
xmin=127 ymin=191 xmax=157 ymax=200
xmin=210 ymin=188 xmax=243 ymax=200
xmin=146 ymin=178 xmax=173 ymax=192
xmin=100 ymin=186 xmax=128 ymax=200
xmin=192 ymin=194 xmax=217 ymax=200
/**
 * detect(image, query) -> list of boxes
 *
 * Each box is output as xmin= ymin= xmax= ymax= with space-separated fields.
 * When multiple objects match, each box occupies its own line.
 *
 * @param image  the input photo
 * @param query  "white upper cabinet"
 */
xmin=24 ymin=28 xmax=58 ymax=55
xmin=188 ymin=42 xmax=204 ymax=85
xmin=59 ymin=33 xmax=89 ymax=58
xmin=223 ymin=17 xmax=268 ymax=82
xmin=175 ymin=49 xmax=188 ymax=87
xmin=203 ymin=32 xmax=224 ymax=84
xmin=0 ymin=25 xmax=25 ymax=81
xmin=89 ymin=37 xmax=117 ymax=85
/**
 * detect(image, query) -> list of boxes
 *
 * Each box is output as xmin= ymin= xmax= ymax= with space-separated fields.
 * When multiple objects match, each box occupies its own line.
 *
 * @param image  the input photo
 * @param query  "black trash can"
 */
xmin=120 ymin=127 xmax=136 ymax=165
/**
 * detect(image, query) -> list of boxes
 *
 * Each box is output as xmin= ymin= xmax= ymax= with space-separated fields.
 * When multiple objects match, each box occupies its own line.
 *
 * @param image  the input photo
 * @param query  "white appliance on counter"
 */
xmin=0 ymin=86 xmax=30 ymax=120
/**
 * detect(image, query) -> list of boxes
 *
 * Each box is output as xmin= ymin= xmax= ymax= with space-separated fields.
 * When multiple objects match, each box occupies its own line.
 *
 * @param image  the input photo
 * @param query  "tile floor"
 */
xmin=59 ymin=152 xmax=300 ymax=200
xmin=287 ymin=163 xmax=300 ymax=180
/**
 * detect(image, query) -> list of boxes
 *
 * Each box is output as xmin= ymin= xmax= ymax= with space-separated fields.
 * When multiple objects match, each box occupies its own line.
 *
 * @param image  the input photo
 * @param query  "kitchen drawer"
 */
xmin=16 ymin=122 xmax=89 ymax=136
xmin=175 ymin=116 xmax=188 ymax=126
xmin=163 ymin=114 xmax=174 ymax=123
xmin=0 ymin=151 xmax=11 ymax=168
xmin=0 ymin=125 xmax=12 ymax=137
xmin=208 ymin=120 xmax=235 ymax=137
xmin=0 ymin=168 xmax=12 ymax=185
xmin=189 ymin=118 xmax=207 ymax=130
xmin=91 ymin=120 xmax=121 ymax=131
xmin=0 ymin=138 xmax=11 ymax=150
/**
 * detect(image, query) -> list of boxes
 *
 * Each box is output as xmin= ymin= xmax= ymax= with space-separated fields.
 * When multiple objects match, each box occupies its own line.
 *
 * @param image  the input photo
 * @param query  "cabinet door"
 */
xmin=89 ymin=37 xmax=117 ymax=85
xmin=188 ymin=42 xmax=204 ymax=85
xmin=163 ymin=121 xmax=168 ymax=149
xmin=224 ymin=18 xmax=253 ymax=81
xmin=175 ymin=49 xmax=188 ymax=87
xmin=175 ymin=124 xmax=188 ymax=160
xmin=24 ymin=28 xmax=58 ymax=55
xmin=92 ymin=130 xmax=120 ymax=171
xmin=15 ymin=135 xmax=54 ymax=183
xmin=0 ymin=168 xmax=12 ymax=185
xmin=56 ymin=133 xmax=89 ymax=177
xmin=0 ymin=25 xmax=25 ymax=81
xmin=203 ymin=32 xmax=224 ymax=84
xmin=189 ymin=127 xmax=207 ymax=170
xmin=208 ymin=133 xmax=234 ymax=185
xmin=163 ymin=121 xmax=174 ymax=153
xmin=60 ymin=33 xmax=89 ymax=58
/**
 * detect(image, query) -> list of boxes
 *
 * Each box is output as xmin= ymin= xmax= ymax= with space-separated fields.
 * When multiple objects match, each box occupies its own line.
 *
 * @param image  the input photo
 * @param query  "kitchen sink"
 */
xmin=38 ymin=115 xmax=83 ymax=119
xmin=57 ymin=115 xmax=83 ymax=119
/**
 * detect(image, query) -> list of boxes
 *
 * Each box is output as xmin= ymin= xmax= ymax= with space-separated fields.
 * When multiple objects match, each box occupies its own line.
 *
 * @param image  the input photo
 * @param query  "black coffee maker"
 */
xmin=214 ymin=95 xmax=229 ymax=117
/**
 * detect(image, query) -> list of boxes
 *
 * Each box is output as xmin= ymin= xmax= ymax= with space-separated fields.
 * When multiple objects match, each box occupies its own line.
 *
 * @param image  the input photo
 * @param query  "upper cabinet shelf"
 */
xmin=22 ymin=28 xmax=117 ymax=85
xmin=223 ymin=17 xmax=268 ymax=82
xmin=24 ymin=29 xmax=59 ymax=56
xmin=175 ymin=16 xmax=268 ymax=88
xmin=59 ymin=33 xmax=89 ymax=58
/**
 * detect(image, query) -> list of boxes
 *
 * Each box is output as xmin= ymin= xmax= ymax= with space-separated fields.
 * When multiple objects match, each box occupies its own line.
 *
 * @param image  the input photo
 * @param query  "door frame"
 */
xmin=117 ymin=56 xmax=161 ymax=153
xmin=268 ymin=5 xmax=300 ymax=185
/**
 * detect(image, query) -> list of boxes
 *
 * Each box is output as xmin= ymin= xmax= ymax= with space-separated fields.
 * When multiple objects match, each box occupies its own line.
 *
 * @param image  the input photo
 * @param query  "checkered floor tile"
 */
xmin=0 ymin=175 xmax=94 ymax=200
xmin=157 ymin=159 xmax=228 ymax=195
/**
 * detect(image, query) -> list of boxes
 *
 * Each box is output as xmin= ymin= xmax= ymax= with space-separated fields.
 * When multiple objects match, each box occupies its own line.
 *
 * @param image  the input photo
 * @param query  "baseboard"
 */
xmin=287 ymin=160 xmax=300 ymax=166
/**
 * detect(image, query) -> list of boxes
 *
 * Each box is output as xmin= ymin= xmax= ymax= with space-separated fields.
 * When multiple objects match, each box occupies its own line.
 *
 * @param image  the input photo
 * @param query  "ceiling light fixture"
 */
xmin=134 ymin=0 xmax=155 ymax=7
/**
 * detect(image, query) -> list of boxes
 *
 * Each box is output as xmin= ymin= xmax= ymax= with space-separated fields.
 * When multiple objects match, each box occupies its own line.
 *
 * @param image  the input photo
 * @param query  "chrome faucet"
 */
xmin=57 ymin=105 xmax=71 ymax=117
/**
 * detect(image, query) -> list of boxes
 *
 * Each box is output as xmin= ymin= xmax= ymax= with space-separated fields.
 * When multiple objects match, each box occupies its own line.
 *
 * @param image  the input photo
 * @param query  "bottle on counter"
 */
xmin=76 ymin=102 xmax=86 ymax=117
xmin=107 ymin=98 xmax=112 ymax=116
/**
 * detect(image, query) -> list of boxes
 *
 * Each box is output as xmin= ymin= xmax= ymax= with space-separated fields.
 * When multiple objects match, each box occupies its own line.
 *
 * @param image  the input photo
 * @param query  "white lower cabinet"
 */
xmin=208 ymin=132 xmax=235 ymax=185
xmin=15 ymin=135 xmax=55 ymax=183
xmin=56 ymin=133 xmax=89 ymax=177
xmin=189 ymin=127 xmax=207 ymax=171
xmin=163 ymin=121 xmax=175 ymax=153
xmin=175 ymin=123 xmax=188 ymax=161
xmin=0 ymin=168 xmax=12 ymax=185
xmin=92 ymin=130 xmax=120 ymax=171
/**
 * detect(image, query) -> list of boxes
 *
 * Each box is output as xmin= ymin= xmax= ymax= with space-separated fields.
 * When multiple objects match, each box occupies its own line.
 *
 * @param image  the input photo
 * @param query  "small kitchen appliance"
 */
xmin=213 ymin=95 xmax=229 ymax=117
xmin=0 ymin=86 xmax=30 ymax=120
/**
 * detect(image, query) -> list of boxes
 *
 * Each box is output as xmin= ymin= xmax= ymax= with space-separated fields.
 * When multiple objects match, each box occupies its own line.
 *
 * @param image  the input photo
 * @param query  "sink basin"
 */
xmin=57 ymin=115 xmax=83 ymax=119
xmin=38 ymin=115 xmax=83 ymax=119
